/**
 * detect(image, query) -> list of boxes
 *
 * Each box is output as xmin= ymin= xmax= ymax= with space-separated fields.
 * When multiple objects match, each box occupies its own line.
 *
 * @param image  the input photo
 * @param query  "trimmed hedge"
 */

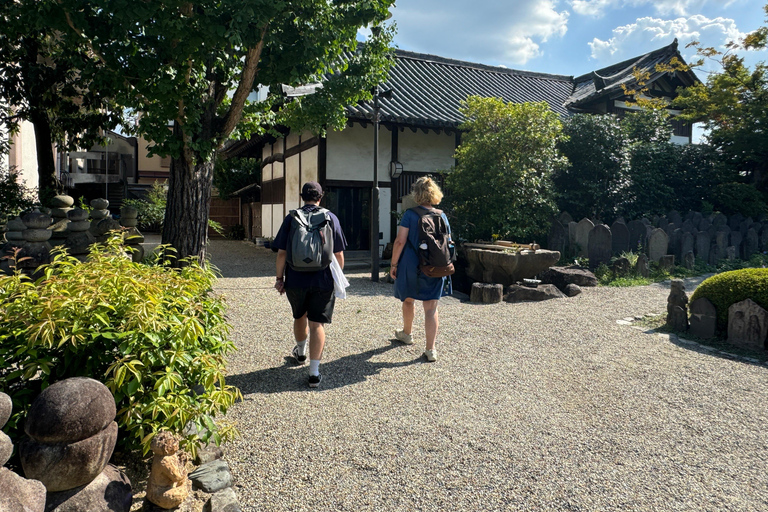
xmin=690 ymin=268 xmax=768 ymax=332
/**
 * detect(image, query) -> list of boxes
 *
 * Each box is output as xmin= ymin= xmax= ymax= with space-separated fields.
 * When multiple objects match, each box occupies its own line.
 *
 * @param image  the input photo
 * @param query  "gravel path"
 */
xmin=207 ymin=240 xmax=768 ymax=511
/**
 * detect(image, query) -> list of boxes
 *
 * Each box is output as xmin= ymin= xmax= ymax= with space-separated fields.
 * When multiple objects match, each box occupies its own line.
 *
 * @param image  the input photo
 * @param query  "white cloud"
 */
xmin=571 ymin=0 xmax=738 ymax=18
xmin=588 ymin=15 xmax=746 ymax=65
xmin=391 ymin=0 xmax=568 ymax=66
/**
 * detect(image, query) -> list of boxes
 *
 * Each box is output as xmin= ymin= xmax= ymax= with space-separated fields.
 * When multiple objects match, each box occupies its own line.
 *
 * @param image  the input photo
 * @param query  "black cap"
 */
xmin=301 ymin=181 xmax=323 ymax=197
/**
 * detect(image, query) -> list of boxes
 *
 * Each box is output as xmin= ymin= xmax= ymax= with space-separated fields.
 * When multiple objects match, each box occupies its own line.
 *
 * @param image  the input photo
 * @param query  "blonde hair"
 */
xmin=411 ymin=176 xmax=444 ymax=206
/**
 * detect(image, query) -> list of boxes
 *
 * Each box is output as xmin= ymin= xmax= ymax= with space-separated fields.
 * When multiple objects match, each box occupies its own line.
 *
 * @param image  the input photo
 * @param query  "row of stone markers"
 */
xmin=548 ymin=210 xmax=768 ymax=269
xmin=0 ymin=195 xmax=143 ymax=275
xmin=0 ymin=377 xmax=242 ymax=511
xmin=667 ymin=280 xmax=768 ymax=352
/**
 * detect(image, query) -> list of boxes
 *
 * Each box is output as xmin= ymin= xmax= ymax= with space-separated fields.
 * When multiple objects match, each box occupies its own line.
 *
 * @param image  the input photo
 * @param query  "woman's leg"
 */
xmin=423 ymin=300 xmax=439 ymax=350
xmin=402 ymin=298 xmax=415 ymax=334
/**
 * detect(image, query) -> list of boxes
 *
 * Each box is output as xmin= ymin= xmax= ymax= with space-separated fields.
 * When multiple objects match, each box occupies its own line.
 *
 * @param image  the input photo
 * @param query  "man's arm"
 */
xmin=334 ymin=251 xmax=344 ymax=270
xmin=275 ymin=249 xmax=287 ymax=294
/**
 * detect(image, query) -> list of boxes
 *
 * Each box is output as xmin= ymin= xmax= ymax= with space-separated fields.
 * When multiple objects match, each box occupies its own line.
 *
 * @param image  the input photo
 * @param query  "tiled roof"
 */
xmin=346 ymin=50 xmax=575 ymax=128
xmin=566 ymin=39 xmax=699 ymax=109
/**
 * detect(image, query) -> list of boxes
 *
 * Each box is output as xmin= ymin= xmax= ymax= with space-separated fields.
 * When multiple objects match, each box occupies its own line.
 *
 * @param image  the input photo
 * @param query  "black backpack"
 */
xmin=287 ymin=207 xmax=333 ymax=272
xmin=410 ymin=207 xmax=455 ymax=277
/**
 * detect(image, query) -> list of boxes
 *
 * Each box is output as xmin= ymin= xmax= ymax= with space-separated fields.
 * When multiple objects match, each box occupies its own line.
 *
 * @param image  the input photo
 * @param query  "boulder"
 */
xmin=194 ymin=444 xmax=225 ymax=466
xmin=0 ymin=392 xmax=11 ymax=428
xmin=205 ymin=487 xmax=242 ymax=512
xmin=0 ymin=431 xmax=12 ymax=466
xmin=469 ymin=283 xmax=504 ymax=304
xmin=0 ymin=467 xmax=46 ymax=512
xmin=539 ymin=266 xmax=598 ymax=290
xmin=44 ymin=464 xmax=132 ymax=512
xmin=190 ymin=460 xmax=233 ymax=494
xmin=20 ymin=422 xmax=118 ymax=492
xmin=504 ymin=284 xmax=566 ymax=303
xmin=564 ymin=284 xmax=582 ymax=297
xmin=25 ymin=377 xmax=116 ymax=444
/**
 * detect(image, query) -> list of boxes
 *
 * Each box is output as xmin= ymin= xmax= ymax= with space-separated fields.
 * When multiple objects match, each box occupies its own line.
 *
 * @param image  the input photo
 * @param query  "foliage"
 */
xmin=674 ymin=4 xmax=768 ymax=194
xmin=213 ymin=157 xmax=261 ymax=201
xmin=0 ymin=235 xmax=241 ymax=455
xmin=690 ymin=268 xmax=768 ymax=333
xmin=709 ymin=182 xmax=767 ymax=218
xmin=0 ymin=0 xmax=122 ymax=200
xmin=226 ymin=224 xmax=246 ymax=240
xmin=123 ymin=182 xmax=167 ymax=232
xmin=445 ymin=97 xmax=565 ymax=242
xmin=55 ymin=0 xmax=396 ymax=261
xmin=0 ymin=166 xmax=36 ymax=220
xmin=554 ymin=113 xmax=627 ymax=221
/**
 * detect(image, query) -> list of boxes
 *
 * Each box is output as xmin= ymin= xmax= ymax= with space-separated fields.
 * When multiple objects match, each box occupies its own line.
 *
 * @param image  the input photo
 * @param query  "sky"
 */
xmin=372 ymin=0 xmax=767 ymax=80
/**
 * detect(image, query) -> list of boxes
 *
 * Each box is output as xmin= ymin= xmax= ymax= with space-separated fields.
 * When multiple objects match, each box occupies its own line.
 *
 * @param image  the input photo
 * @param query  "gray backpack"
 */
xmin=287 ymin=207 xmax=334 ymax=271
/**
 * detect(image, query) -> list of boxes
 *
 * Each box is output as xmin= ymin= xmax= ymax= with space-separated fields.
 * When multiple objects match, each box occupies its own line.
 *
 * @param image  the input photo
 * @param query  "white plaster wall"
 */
xmin=326 ymin=125 xmax=391 ymax=182
xmin=8 ymin=120 xmax=40 ymax=190
xmin=302 ymin=146 xmax=318 ymax=183
xmin=271 ymin=204 xmax=283 ymax=236
xmin=399 ymin=129 xmax=455 ymax=173
xmin=379 ymin=187 xmax=392 ymax=246
xmin=285 ymin=153 xmax=301 ymax=211
xmin=262 ymin=203 xmax=272 ymax=238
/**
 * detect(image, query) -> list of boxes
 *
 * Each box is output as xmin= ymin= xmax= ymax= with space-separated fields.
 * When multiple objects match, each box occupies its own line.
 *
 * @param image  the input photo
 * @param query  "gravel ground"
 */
xmin=205 ymin=240 xmax=768 ymax=512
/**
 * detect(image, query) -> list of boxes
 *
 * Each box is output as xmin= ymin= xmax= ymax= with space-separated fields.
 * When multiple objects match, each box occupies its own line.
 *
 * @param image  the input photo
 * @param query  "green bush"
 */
xmin=0 ymin=235 xmax=241 ymax=455
xmin=123 ymin=181 xmax=167 ymax=232
xmin=0 ymin=165 xmax=36 ymax=220
xmin=710 ymin=182 xmax=767 ymax=218
xmin=689 ymin=268 xmax=768 ymax=333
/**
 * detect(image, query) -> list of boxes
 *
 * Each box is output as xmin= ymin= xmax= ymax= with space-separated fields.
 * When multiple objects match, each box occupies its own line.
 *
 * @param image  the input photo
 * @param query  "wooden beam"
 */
xmin=260 ymin=136 xmax=319 ymax=168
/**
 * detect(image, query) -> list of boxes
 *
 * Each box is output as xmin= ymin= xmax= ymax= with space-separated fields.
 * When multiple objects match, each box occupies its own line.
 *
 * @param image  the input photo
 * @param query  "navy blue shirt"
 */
xmin=274 ymin=205 xmax=347 ymax=290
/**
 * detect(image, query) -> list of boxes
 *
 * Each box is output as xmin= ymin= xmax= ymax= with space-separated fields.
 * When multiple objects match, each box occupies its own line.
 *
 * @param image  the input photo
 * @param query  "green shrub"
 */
xmin=123 ymin=181 xmax=167 ymax=232
xmin=0 ymin=235 xmax=241 ymax=455
xmin=689 ymin=268 xmax=768 ymax=332
xmin=710 ymin=182 xmax=767 ymax=218
xmin=0 ymin=165 xmax=36 ymax=220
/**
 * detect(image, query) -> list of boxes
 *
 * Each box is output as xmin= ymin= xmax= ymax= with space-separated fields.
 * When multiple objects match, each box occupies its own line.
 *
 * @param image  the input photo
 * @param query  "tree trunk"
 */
xmin=29 ymin=109 xmax=58 ymax=204
xmin=162 ymin=154 xmax=214 ymax=265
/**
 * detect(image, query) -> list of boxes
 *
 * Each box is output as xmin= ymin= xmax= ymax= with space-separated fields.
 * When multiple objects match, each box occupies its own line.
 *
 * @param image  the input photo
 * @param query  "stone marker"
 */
xmin=744 ymin=228 xmax=759 ymax=259
xmin=670 ymin=228 xmax=683 ymax=262
xmin=729 ymin=212 xmax=744 ymax=231
xmin=691 ymin=212 xmax=703 ymax=228
xmin=612 ymin=257 xmax=631 ymax=275
xmin=728 ymin=299 xmax=768 ymax=351
xmin=730 ymin=231 xmax=743 ymax=258
xmin=683 ymin=251 xmax=695 ymax=270
xmin=568 ymin=221 xmax=578 ymax=247
xmin=588 ymin=224 xmax=612 ymax=268
xmin=712 ymin=212 xmax=728 ymax=228
xmin=666 ymin=279 xmax=688 ymax=331
xmin=610 ymin=221 xmax=630 ymax=255
xmin=470 ymin=283 xmax=504 ymax=304
xmin=635 ymin=253 xmax=649 ymax=277
xmin=574 ymin=218 xmax=594 ymax=258
xmin=762 ymin=227 xmax=768 ymax=253
xmin=668 ymin=210 xmax=682 ymax=226
xmin=681 ymin=219 xmax=695 ymax=233
xmin=647 ymin=228 xmax=669 ymax=263
xmin=715 ymin=231 xmax=729 ymax=260
xmin=659 ymin=255 xmax=675 ymax=270
xmin=695 ymin=231 xmax=710 ymax=263
xmin=627 ymin=220 xmax=646 ymax=252
xmin=689 ymin=297 xmax=716 ymax=339
xmin=547 ymin=220 xmax=568 ymax=255
xmin=680 ymin=232 xmax=694 ymax=262
xmin=726 ymin=246 xmax=737 ymax=260
xmin=558 ymin=212 xmax=574 ymax=226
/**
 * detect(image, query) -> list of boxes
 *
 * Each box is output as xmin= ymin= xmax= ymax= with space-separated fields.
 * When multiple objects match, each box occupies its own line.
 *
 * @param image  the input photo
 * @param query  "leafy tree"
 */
xmin=213 ymin=157 xmax=261 ymax=200
xmin=674 ymin=4 xmax=768 ymax=194
xmin=445 ymin=97 xmax=565 ymax=242
xmin=0 ymin=165 xmax=36 ymax=220
xmin=554 ymin=113 xmax=628 ymax=221
xmin=0 ymin=0 xmax=122 ymax=203
xmin=55 ymin=0 xmax=395 ymax=263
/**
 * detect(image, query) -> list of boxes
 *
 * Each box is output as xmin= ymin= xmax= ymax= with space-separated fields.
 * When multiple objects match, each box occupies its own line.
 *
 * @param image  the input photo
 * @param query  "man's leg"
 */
xmin=308 ymin=321 xmax=326 ymax=362
xmin=292 ymin=313 xmax=309 ymax=363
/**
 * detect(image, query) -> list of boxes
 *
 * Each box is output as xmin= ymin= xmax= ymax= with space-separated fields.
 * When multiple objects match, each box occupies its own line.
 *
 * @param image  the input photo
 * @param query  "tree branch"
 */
xmin=219 ymin=24 xmax=268 ymax=142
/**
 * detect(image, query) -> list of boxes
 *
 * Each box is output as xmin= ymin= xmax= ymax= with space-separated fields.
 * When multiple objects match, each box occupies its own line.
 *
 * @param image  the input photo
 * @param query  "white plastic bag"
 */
xmin=330 ymin=253 xmax=350 ymax=299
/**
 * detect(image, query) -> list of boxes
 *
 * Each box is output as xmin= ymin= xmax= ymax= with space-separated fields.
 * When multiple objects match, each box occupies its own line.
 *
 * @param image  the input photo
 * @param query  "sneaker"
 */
xmin=394 ymin=329 xmax=414 ymax=345
xmin=308 ymin=374 xmax=322 ymax=388
xmin=292 ymin=345 xmax=307 ymax=365
xmin=423 ymin=349 xmax=437 ymax=362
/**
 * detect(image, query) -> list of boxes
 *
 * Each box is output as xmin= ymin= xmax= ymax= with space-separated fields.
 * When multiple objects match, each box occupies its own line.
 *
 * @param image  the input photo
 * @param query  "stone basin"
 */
xmin=463 ymin=247 xmax=561 ymax=286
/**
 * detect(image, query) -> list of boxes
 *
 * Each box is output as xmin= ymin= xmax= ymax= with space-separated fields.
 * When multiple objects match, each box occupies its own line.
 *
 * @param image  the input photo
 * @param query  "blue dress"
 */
xmin=394 ymin=207 xmax=453 ymax=301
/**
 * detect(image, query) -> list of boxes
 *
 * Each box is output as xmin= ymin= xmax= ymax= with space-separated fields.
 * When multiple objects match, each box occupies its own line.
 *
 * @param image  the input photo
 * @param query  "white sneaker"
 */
xmin=394 ymin=329 xmax=414 ymax=345
xmin=423 ymin=349 xmax=437 ymax=362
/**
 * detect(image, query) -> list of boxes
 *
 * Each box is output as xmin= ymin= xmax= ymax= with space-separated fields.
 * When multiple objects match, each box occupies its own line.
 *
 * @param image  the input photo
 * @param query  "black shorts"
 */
xmin=285 ymin=287 xmax=336 ymax=324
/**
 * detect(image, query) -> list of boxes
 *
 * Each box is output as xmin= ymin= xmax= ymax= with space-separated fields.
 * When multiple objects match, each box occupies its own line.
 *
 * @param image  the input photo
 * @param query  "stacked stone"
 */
xmin=19 ymin=210 xmax=53 ymax=272
xmin=666 ymin=279 xmax=688 ymax=332
xmin=19 ymin=377 xmax=132 ymax=511
xmin=48 ymin=195 xmax=74 ymax=247
xmin=120 ymin=205 xmax=145 ymax=262
xmin=64 ymin=208 xmax=95 ymax=261
xmin=0 ymin=392 xmax=47 ymax=512
xmin=89 ymin=198 xmax=123 ymax=243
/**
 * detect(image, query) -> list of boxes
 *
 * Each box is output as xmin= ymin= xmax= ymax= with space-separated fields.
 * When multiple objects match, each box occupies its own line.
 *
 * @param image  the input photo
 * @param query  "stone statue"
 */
xmin=146 ymin=432 xmax=191 ymax=509
xmin=666 ymin=279 xmax=689 ymax=332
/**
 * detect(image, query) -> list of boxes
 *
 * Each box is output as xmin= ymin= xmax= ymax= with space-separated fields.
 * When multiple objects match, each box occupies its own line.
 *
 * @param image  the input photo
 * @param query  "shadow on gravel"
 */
xmin=344 ymin=276 xmax=396 ymax=297
xmin=228 ymin=343 xmax=422 ymax=394
xmin=667 ymin=333 xmax=768 ymax=367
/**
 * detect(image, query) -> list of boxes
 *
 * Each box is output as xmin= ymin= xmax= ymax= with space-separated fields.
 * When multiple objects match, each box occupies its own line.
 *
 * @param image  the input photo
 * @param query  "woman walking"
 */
xmin=390 ymin=176 xmax=453 ymax=362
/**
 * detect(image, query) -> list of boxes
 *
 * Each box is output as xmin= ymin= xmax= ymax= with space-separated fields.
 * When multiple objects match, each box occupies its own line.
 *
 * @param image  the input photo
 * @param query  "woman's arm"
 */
xmin=390 ymin=226 xmax=409 ymax=279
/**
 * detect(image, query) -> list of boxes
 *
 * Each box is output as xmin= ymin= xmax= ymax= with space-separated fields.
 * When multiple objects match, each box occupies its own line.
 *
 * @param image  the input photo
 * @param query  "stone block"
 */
xmin=574 ymin=218 xmax=594 ymax=257
xmin=539 ymin=266 xmax=598 ymax=289
xmin=504 ymin=284 xmax=566 ymax=303
xmin=588 ymin=224 xmax=612 ymax=268
xmin=610 ymin=221 xmax=630 ymax=255
xmin=647 ymin=228 xmax=669 ymax=263
xmin=470 ymin=283 xmax=503 ymax=304
xmin=666 ymin=279 xmax=688 ymax=332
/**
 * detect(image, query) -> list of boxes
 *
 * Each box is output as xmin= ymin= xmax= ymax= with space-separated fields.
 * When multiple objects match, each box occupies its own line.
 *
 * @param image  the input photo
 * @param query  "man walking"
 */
xmin=273 ymin=182 xmax=347 ymax=388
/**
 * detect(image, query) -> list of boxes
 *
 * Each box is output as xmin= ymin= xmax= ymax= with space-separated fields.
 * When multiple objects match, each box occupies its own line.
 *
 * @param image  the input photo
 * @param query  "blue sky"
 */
xmin=379 ymin=0 xmax=767 ymax=79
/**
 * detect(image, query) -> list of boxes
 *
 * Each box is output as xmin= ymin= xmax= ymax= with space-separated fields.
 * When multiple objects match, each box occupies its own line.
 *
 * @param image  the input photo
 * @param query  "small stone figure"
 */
xmin=146 ymin=432 xmax=191 ymax=509
xmin=666 ymin=279 xmax=689 ymax=332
